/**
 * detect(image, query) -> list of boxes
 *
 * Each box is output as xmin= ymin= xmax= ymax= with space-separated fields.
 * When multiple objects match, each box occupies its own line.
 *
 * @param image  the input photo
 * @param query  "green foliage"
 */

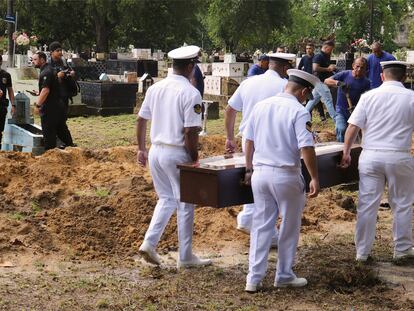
xmin=393 ymin=47 xmax=407 ymax=60
xmin=0 ymin=0 xmax=411 ymax=54
xmin=408 ymin=20 xmax=414 ymax=48
xmin=205 ymin=0 xmax=290 ymax=52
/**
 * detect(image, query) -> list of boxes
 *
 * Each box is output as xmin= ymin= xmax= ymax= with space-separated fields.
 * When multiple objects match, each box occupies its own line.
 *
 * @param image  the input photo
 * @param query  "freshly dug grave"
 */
xmin=0 ymin=133 xmax=355 ymax=261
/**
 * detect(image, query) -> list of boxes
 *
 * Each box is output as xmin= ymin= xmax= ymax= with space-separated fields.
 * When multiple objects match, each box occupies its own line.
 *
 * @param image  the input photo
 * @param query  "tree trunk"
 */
xmin=95 ymin=21 xmax=109 ymax=53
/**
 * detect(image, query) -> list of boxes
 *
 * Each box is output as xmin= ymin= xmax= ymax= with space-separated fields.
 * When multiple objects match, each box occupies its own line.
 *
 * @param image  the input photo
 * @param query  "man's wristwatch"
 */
xmin=36 ymin=104 xmax=42 ymax=108
xmin=245 ymin=168 xmax=253 ymax=173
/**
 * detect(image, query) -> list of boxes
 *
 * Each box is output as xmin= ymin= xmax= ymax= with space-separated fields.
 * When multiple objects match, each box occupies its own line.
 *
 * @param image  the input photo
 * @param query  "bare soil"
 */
xmin=0 ymin=132 xmax=413 ymax=310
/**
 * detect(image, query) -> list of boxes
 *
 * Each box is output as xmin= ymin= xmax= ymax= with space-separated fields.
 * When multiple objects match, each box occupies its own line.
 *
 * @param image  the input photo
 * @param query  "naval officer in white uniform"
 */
xmin=340 ymin=60 xmax=414 ymax=261
xmin=243 ymin=69 xmax=320 ymax=292
xmin=136 ymin=45 xmax=212 ymax=269
xmin=225 ymin=53 xmax=296 ymax=242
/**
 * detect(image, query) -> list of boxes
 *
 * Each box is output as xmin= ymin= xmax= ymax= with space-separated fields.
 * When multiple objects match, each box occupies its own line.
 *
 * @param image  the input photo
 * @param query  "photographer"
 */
xmin=48 ymin=41 xmax=76 ymax=147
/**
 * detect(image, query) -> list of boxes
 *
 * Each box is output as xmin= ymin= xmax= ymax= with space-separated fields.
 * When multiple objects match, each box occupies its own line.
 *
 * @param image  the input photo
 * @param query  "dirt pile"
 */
xmin=0 ymin=134 xmax=353 ymax=260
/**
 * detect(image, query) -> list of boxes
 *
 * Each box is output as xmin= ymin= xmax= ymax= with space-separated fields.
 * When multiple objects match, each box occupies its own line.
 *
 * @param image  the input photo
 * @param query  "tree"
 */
xmin=205 ymin=0 xmax=291 ymax=52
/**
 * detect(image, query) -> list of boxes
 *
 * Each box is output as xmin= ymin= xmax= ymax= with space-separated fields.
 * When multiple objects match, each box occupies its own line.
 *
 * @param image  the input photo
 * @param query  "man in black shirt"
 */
xmin=298 ymin=43 xmax=325 ymax=120
xmin=305 ymin=41 xmax=337 ymax=120
xmin=48 ymin=41 xmax=75 ymax=146
xmin=0 ymin=55 xmax=14 ymax=148
xmin=32 ymin=52 xmax=73 ymax=150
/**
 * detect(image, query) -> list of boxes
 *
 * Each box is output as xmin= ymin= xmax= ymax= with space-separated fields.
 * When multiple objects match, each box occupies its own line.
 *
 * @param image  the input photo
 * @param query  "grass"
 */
xmin=10 ymin=212 xmax=24 ymax=221
xmin=61 ymin=107 xmax=335 ymax=150
xmin=31 ymin=200 xmax=42 ymax=215
xmin=95 ymin=187 xmax=110 ymax=197
xmin=55 ymin=110 xmax=242 ymax=150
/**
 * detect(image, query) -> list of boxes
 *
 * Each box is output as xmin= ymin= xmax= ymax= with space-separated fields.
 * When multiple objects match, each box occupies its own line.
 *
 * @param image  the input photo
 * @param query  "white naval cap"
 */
xmin=380 ymin=60 xmax=409 ymax=70
xmin=168 ymin=45 xmax=200 ymax=60
xmin=287 ymin=69 xmax=319 ymax=88
xmin=267 ymin=52 xmax=296 ymax=62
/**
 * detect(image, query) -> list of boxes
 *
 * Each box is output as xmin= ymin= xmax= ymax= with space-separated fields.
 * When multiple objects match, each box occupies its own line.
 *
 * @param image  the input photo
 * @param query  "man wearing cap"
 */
xmin=325 ymin=57 xmax=371 ymax=142
xmin=243 ymin=69 xmax=320 ymax=292
xmin=0 ymin=55 xmax=14 ymax=148
xmin=48 ymin=41 xmax=76 ymax=148
xmin=340 ymin=61 xmax=414 ymax=262
xmin=137 ymin=45 xmax=212 ymax=269
xmin=305 ymin=40 xmax=337 ymax=120
xmin=225 ymin=53 xmax=296 ymax=246
xmin=367 ymin=42 xmax=396 ymax=89
xmin=247 ymin=54 xmax=269 ymax=77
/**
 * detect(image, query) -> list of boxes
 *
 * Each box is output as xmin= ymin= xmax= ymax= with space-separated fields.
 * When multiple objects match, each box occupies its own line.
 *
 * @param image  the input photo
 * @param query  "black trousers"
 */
xmin=0 ymin=105 xmax=7 ymax=147
xmin=41 ymin=111 xmax=73 ymax=150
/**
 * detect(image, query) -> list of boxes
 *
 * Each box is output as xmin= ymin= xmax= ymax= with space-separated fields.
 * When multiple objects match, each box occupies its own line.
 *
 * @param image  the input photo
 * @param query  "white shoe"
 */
xmin=394 ymin=247 xmax=414 ymax=260
xmin=236 ymin=225 xmax=250 ymax=235
xmin=138 ymin=241 xmax=161 ymax=265
xmin=245 ymin=282 xmax=262 ymax=293
xmin=356 ymin=254 xmax=369 ymax=262
xmin=275 ymin=277 xmax=308 ymax=288
xmin=177 ymin=254 xmax=212 ymax=269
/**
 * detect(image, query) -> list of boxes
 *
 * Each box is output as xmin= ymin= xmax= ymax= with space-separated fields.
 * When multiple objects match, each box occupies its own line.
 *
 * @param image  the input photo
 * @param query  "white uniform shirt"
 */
xmin=244 ymin=93 xmax=314 ymax=168
xmin=139 ymin=74 xmax=202 ymax=146
xmin=348 ymin=81 xmax=414 ymax=151
xmin=228 ymin=70 xmax=287 ymax=133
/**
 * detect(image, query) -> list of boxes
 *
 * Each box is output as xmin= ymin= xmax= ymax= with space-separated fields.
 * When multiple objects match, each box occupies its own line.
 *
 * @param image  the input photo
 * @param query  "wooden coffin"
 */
xmin=178 ymin=143 xmax=362 ymax=208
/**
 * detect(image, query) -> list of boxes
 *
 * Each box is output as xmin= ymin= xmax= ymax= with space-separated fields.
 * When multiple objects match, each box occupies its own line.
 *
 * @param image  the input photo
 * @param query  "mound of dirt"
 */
xmin=0 ymin=134 xmax=355 ymax=260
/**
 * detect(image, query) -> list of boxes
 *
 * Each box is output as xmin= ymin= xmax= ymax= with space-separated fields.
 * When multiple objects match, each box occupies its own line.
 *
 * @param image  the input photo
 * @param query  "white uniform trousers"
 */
xmin=246 ymin=166 xmax=305 ymax=285
xmin=143 ymin=144 xmax=194 ymax=261
xmin=355 ymin=149 xmax=414 ymax=257
xmin=237 ymin=137 xmax=279 ymax=242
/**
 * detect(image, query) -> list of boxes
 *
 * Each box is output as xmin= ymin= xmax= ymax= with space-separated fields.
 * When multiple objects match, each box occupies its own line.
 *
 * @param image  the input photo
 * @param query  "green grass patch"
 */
xmin=10 ymin=212 xmax=24 ymax=221
xmin=95 ymin=187 xmax=110 ymax=197
xmin=31 ymin=200 xmax=42 ymax=214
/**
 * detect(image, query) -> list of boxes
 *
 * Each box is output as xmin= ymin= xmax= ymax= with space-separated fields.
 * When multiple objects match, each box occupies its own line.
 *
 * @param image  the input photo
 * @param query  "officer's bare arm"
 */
xmin=136 ymin=117 xmax=148 ymax=166
xmin=184 ymin=126 xmax=199 ymax=162
xmin=340 ymin=124 xmax=360 ymax=168
xmin=225 ymin=105 xmax=237 ymax=140
xmin=301 ymin=146 xmax=320 ymax=197
xmin=245 ymin=139 xmax=254 ymax=171
xmin=136 ymin=117 xmax=147 ymax=151
xmin=225 ymin=105 xmax=238 ymax=152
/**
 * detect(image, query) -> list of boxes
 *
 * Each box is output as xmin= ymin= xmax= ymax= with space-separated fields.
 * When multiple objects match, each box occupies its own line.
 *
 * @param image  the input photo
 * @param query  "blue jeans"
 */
xmin=335 ymin=112 xmax=349 ymax=142
xmin=306 ymin=82 xmax=336 ymax=120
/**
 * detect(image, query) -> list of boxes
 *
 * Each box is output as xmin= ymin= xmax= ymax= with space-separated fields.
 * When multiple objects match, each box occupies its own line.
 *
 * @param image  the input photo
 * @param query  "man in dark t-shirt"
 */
xmin=32 ymin=52 xmax=73 ymax=150
xmin=298 ymin=43 xmax=325 ymax=120
xmin=0 ymin=55 xmax=14 ymax=148
xmin=305 ymin=41 xmax=337 ymax=120
xmin=325 ymin=57 xmax=371 ymax=142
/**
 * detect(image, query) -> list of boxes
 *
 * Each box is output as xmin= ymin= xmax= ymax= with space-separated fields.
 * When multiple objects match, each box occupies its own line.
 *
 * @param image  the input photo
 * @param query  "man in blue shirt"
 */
xmin=325 ymin=57 xmax=371 ymax=142
xmin=367 ymin=42 xmax=395 ymax=89
xmin=247 ymin=54 xmax=269 ymax=77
